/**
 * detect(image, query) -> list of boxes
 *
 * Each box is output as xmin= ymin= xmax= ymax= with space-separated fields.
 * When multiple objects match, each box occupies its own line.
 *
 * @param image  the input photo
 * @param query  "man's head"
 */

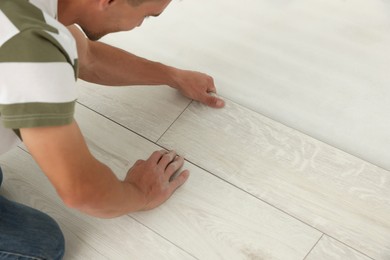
xmin=59 ymin=0 xmax=171 ymax=41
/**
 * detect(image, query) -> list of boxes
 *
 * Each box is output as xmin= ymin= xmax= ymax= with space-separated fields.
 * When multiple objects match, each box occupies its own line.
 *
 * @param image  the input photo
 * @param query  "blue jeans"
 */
xmin=0 ymin=167 xmax=65 ymax=259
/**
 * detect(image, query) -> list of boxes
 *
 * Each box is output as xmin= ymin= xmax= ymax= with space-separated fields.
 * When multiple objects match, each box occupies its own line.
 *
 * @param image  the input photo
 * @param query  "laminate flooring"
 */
xmin=1 ymin=0 xmax=390 ymax=259
xmin=1 ymin=85 xmax=389 ymax=259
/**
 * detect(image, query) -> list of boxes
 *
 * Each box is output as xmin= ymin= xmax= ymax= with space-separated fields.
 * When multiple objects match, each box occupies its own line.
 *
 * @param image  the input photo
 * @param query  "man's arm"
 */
xmin=68 ymin=25 xmax=225 ymax=108
xmin=20 ymin=121 xmax=189 ymax=218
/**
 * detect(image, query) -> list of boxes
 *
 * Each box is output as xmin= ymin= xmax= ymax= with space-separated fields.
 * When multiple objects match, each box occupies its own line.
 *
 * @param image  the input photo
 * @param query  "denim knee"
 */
xmin=0 ymin=196 xmax=65 ymax=260
xmin=42 ymin=216 xmax=65 ymax=260
xmin=34 ymin=212 xmax=65 ymax=260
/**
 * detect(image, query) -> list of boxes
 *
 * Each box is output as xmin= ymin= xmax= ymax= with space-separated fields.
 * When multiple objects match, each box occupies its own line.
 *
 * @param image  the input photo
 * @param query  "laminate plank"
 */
xmin=73 ymin=104 xmax=322 ymax=259
xmin=158 ymin=100 xmax=390 ymax=260
xmin=305 ymin=236 xmax=371 ymax=260
xmin=0 ymin=149 xmax=195 ymax=260
xmin=131 ymin=161 xmax=322 ymax=260
xmin=77 ymin=80 xmax=190 ymax=142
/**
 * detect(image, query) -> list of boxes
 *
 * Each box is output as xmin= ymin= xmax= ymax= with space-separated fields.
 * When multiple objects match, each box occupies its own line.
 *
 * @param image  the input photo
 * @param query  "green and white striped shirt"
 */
xmin=0 ymin=0 xmax=78 ymax=155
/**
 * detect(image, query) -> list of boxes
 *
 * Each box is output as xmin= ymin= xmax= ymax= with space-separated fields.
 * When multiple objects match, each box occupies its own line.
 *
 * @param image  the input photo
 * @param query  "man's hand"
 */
xmin=125 ymin=150 xmax=189 ymax=211
xmin=170 ymin=68 xmax=225 ymax=109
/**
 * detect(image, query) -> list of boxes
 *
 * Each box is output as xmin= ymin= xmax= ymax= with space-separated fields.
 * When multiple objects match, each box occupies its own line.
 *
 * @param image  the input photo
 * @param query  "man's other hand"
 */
xmin=124 ymin=150 xmax=190 ymax=211
xmin=170 ymin=69 xmax=225 ymax=109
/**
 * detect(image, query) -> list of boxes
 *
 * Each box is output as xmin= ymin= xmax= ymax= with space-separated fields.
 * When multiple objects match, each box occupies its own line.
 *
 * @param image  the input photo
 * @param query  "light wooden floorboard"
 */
xmin=131 ymin=162 xmax=321 ymax=260
xmin=305 ymin=235 xmax=372 ymax=260
xmin=158 ymin=99 xmax=390 ymax=260
xmin=77 ymin=80 xmax=191 ymax=142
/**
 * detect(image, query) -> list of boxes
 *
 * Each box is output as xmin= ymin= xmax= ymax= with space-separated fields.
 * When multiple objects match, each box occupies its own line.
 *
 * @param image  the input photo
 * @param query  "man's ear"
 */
xmin=97 ymin=0 xmax=116 ymax=10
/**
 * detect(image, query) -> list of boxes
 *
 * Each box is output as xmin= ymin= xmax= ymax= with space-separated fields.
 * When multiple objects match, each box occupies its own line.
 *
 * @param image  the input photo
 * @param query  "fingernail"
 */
xmin=216 ymin=99 xmax=224 ymax=107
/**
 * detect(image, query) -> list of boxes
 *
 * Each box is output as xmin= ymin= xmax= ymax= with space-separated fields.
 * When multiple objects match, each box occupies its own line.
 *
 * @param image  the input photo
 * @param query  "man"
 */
xmin=0 ymin=0 xmax=225 ymax=258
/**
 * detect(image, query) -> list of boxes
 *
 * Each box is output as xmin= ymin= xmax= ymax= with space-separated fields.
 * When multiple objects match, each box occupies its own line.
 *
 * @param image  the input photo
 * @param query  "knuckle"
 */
xmin=163 ymin=151 xmax=175 ymax=161
xmin=162 ymin=153 xmax=170 ymax=159
xmin=167 ymin=162 xmax=178 ymax=171
xmin=136 ymin=159 xmax=145 ymax=164
xmin=208 ymin=77 xmax=214 ymax=85
xmin=152 ymin=151 xmax=162 ymax=157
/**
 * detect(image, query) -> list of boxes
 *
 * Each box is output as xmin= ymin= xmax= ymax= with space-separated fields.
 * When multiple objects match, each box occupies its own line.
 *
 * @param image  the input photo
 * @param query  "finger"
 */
xmin=168 ymin=170 xmax=190 ymax=193
xmin=148 ymin=150 xmax=166 ymax=165
xmin=202 ymin=94 xmax=225 ymax=108
xmin=135 ymin=159 xmax=145 ymax=166
xmin=158 ymin=150 xmax=177 ymax=169
xmin=165 ymin=155 xmax=185 ymax=177
xmin=206 ymin=77 xmax=217 ymax=93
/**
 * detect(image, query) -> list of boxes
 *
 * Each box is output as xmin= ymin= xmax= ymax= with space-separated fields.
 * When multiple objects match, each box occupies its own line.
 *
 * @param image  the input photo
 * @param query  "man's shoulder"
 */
xmin=0 ymin=0 xmax=66 ymax=40
xmin=1 ymin=0 xmax=78 ymax=74
xmin=0 ymin=0 xmax=52 ymax=30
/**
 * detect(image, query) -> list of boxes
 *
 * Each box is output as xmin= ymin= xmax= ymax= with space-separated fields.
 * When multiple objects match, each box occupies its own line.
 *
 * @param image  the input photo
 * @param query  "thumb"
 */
xmin=203 ymin=94 xmax=225 ymax=108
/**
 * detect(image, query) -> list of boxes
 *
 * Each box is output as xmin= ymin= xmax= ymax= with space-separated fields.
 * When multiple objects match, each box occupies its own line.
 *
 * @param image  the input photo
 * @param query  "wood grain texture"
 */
xmin=77 ymin=80 xmax=190 ymax=142
xmin=74 ymin=104 xmax=322 ymax=260
xmin=158 ymin=100 xmax=390 ymax=260
xmin=0 ymin=149 xmax=195 ymax=260
xmin=131 ymin=161 xmax=322 ymax=260
xmin=305 ymin=236 xmax=372 ymax=260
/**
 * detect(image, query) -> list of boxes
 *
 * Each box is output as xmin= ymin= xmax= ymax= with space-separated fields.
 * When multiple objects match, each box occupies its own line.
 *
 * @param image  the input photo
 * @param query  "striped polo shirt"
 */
xmin=0 ymin=0 xmax=78 ymax=155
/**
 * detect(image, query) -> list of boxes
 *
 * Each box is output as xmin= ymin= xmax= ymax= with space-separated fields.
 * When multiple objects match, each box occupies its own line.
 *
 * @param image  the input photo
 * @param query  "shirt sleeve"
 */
xmin=0 ymin=27 xmax=78 ymax=129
